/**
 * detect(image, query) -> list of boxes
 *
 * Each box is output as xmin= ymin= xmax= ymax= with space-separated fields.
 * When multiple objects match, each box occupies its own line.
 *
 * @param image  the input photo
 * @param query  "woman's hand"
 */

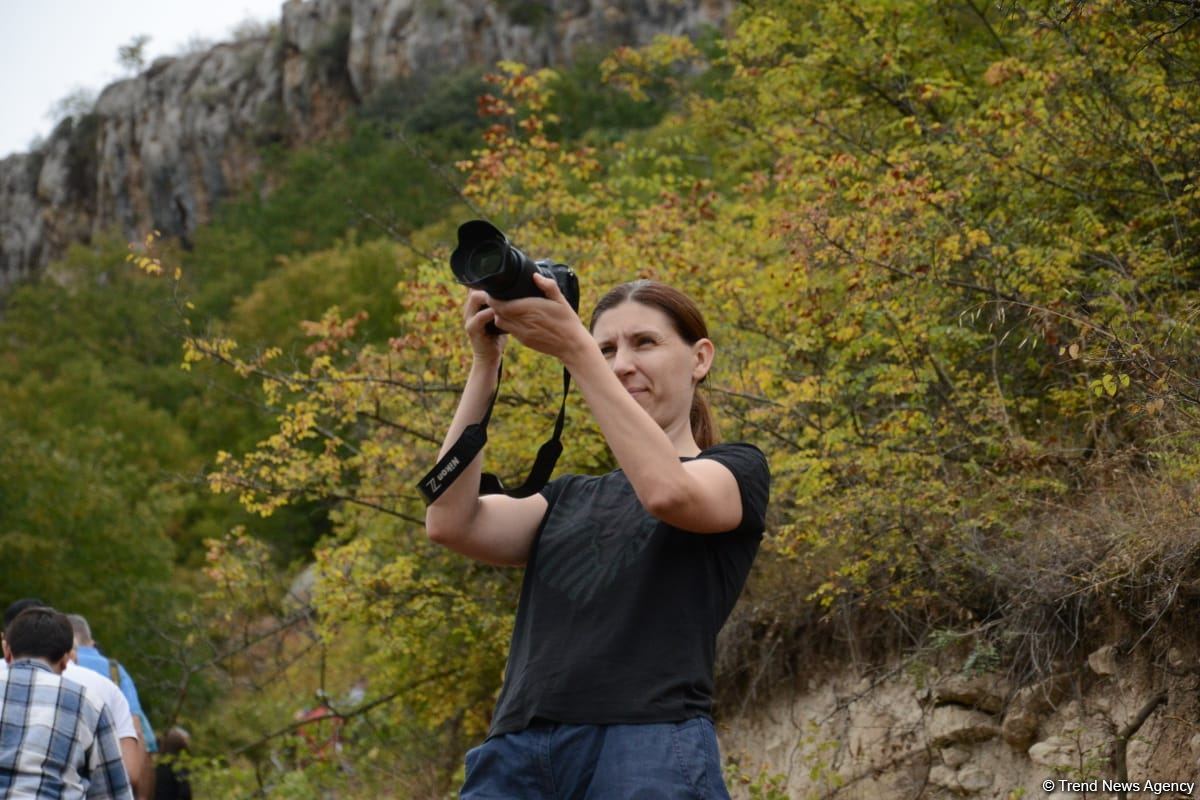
xmin=464 ymin=289 xmax=507 ymax=365
xmin=488 ymin=273 xmax=591 ymax=362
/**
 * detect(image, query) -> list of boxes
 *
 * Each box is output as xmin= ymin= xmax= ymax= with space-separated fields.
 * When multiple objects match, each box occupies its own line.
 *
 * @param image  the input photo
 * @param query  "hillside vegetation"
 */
xmin=3 ymin=1 xmax=1199 ymax=796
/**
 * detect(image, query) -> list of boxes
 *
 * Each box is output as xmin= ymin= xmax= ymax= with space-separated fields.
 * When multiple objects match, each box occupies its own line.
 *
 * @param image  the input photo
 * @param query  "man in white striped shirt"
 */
xmin=0 ymin=603 xmax=144 ymax=798
xmin=0 ymin=607 xmax=133 ymax=800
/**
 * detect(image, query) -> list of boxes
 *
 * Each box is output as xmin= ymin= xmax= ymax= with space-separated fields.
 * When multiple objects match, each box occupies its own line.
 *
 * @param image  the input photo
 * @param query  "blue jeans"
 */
xmin=460 ymin=718 xmax=731 ymax=799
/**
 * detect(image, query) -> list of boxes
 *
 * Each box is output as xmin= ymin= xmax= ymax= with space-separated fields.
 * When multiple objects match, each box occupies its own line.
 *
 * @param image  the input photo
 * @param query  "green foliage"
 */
xmin=0 ymin=415 xmax=177 ymax=596
xmin=45 ymin=87 xmax=98 ymax=128
xmin=65 ymin=113 xmax=102 ymax=198
xmin=359 ymin=66 xmax=490 ymax=140
xmin=496 ymin=0 xmax=553 ymax=29
xmin=726 ymin=762 xmax=791 ymax=800
xmin=1 ymin=237 xmax=186 ymax=407
xmin=184 ymin=122 xmax=460 ymax=322
xmin=544 ymin=49 xmax=676 ymax=142
xmin=0 ymin=397 xmax=182 ymax=698
xmin=117 ymin=34 xmax=151 ymax=74
xmin=306 ymin=14 xmax=352 ymax=84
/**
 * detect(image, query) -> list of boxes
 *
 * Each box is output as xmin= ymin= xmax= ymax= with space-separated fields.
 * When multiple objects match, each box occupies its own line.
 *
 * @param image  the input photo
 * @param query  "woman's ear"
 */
xmin=692 ymin=338 xmax=715 ymax=383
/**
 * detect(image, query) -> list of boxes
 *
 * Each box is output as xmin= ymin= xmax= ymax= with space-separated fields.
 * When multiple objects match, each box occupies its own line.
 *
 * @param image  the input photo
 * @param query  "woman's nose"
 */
xmin=610 ymin=346 xmax=636 ymax=375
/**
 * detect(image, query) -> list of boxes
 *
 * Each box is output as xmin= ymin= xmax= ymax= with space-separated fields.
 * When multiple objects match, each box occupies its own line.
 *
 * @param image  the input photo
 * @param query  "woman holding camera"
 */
xmin=425 ymin=273 xmax=770 ymax=799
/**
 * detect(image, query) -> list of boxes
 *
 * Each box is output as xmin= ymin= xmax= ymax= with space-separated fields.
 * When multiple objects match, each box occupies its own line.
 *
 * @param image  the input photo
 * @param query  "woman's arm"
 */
xmin=423 ymin=291 xmax=549 ymax=566
xmin=559 ymin=336 xmax=743 ymax=533
xmin=489 ymin=275 xmax=743 ymax=534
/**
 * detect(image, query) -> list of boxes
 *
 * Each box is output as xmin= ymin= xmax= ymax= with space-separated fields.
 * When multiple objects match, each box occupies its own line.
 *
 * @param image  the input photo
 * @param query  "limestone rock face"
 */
xmin=346 ymin=0 xmax=730 ymax=97
xmin=721 ymin=662 xmax=1193 ymax=800
xmin=0 ymin=153 xmax=43 ymax=284
xmin=0 ymin=0 xmax=732 ymax=291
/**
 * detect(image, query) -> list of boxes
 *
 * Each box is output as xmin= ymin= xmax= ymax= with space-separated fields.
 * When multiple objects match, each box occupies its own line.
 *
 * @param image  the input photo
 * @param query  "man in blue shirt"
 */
xmin=67 ymin=615 xmax=157 ymax=800
xmin=67 ymin=616 xmax=158 ymax=756
xmin=0 ymin=606 xmax=133 ymax=800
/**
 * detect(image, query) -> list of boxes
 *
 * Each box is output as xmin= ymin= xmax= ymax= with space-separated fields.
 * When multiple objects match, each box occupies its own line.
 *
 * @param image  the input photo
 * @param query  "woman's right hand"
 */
xmin=464 ymin=289 xmax=507 ymax=364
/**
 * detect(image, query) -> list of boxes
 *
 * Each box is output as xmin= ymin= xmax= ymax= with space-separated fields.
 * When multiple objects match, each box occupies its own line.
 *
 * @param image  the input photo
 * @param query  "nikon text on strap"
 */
xmin=417 ymin=362 xmax=571 ymax=504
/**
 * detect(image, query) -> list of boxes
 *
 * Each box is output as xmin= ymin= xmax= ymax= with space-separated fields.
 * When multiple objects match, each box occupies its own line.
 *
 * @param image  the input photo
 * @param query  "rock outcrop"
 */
xmin=721 ymin=643 xmax=1200 ymax=799
xmin=0 ymin=0 xmax=732 ymax=291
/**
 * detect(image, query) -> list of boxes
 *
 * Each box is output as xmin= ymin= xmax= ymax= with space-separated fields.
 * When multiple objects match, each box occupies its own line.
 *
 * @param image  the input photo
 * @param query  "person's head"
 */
xmin=3 ymin=598 xmax=46 ymax=628
xmin=160 ymin=727 xmax=191 ymax=756
xmin=3 ymin=606 xmax=74 ymax=672
xmin=66 ymin=613 xmax=94 ymax=647
xmin=590 ymin=280 xmax=717 ymax=449
xmin=2 ymin=598 xmax=47 ymax=652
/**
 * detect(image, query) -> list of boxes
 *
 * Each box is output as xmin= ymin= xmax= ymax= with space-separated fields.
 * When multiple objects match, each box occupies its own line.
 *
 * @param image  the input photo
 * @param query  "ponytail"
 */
xmin=690 ymin=387 xmax=719 ymax=450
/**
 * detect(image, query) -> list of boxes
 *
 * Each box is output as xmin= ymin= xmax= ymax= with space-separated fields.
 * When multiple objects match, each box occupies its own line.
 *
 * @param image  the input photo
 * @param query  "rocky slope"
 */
xmin=721 ymin=643 xmax=1200 ymax=799
xmin=0 ymin=0 xmax=732 ymax=291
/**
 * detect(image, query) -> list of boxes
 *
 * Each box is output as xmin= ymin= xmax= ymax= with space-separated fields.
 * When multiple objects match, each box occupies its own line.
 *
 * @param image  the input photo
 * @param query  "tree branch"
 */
xmin=229 ymin=668 xmax=463 ymax=757
xmin=1112 ymin=690 xmax=1168 ymax=800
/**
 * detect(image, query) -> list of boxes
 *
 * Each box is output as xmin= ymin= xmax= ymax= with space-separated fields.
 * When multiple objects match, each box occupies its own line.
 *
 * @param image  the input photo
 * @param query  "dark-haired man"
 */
xmin=1 ymin=601 xmax=145 ymax=798
xmin=0 ymin=606 xmax=133 ymax=799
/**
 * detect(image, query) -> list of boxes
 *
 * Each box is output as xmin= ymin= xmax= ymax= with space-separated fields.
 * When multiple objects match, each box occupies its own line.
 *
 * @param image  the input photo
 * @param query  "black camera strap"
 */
xmin=417 ymin=361 xmax=571 ymax=504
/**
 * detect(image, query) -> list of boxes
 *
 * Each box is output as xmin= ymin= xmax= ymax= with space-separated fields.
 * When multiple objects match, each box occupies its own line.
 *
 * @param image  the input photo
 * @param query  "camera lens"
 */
xmin=464 ymin=242 xmax=507 ymax=282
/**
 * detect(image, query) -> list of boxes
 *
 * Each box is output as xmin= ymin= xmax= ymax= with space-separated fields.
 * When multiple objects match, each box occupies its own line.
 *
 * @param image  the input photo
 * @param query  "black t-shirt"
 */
xmin=488 ymin=442 xmax=770 ymax=737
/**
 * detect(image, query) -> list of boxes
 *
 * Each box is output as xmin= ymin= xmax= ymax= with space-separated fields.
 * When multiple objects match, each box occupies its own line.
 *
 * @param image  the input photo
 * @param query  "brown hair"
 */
xmin=589 ymin=280 xmax=719 ymax=449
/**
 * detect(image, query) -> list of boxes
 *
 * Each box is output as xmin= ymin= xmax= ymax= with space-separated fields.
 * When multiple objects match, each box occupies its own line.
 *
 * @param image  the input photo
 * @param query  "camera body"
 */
xmin=419 ymin=220 xmax=577 ymax=504
xmin=450 ymin=221 xmax=580 ymax=314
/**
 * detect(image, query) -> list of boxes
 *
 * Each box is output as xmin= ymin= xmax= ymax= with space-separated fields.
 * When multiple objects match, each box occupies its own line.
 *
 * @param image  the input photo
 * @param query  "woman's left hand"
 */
xmin=488 ymin=273 xmax=590 ymax=361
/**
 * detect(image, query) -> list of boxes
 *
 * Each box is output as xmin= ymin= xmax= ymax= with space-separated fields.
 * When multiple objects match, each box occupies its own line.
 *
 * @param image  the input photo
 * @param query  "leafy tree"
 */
xmin=117 ymin=34 xmax=151 ymax=74
xmin=45 ymin=87 xmax=97 ymax=126
xmin=58 ymin=0 xmax=1200 ymax=792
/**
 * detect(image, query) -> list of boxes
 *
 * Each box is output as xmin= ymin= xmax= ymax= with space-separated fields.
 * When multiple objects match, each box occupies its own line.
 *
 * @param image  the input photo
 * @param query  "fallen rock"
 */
xmin=957 ymin=766 xmax=993 ymax=793
xmin=1001 ymin=673 xmax=1074 ymax=747
xmin=1087 ymin=644 xmax=1119 ymax=676
xmin=1029 ymin=735 xmax=1079 ymax=769
xmin=933 ymin=673 xmax=1010 ymax=714
xmin=929 ymin=706 xmax=1000 ymax=747
xmin=929 ymin=764 xmax=959 ymax=792
xmin=1001 ymin=706 xmax=1041 ymax=748
xmin=940 ymin=746 xmax=971 ymax=768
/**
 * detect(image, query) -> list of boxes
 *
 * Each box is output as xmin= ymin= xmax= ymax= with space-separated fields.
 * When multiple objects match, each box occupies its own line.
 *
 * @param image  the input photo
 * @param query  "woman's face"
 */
xmin=592 ymin=301 xmax=712 ymax=432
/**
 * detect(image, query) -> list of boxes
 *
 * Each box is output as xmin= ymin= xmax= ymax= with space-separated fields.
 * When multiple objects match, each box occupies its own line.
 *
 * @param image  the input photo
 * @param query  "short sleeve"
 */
xmin=98 ymin=681 xmax=137 ymax=742
xmin=109 ymin=694 xmax=136 ymax=741
xmin=538 ymin=474 xmax=575 ymax=511
xmin=696 ymin=443 xmax=770 ymax=535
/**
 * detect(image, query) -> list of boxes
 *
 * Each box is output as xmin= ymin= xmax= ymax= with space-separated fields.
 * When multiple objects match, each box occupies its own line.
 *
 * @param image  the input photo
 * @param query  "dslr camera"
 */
xmin=450 ymin=221 xmax=580 ymax=321
xmin=416 ymin=220 xmax=578 ymax=504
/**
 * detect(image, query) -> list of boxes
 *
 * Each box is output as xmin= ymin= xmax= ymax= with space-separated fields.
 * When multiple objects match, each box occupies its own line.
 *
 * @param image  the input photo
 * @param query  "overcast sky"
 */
xmin=0 ymin=0 xmax=288 ymax=159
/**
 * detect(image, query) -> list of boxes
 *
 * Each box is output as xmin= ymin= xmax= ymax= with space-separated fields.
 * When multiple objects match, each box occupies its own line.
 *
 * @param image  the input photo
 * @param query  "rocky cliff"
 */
xmin=0 ymin=0 xmax=731 ymax=291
